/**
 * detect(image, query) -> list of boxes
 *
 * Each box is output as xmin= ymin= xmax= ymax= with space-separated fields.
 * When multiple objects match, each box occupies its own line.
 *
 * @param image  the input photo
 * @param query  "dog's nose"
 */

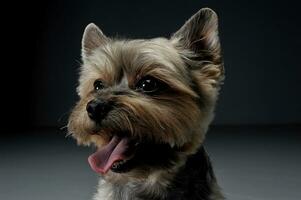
xmin=86 ymin=99 xmax=112 ymax=122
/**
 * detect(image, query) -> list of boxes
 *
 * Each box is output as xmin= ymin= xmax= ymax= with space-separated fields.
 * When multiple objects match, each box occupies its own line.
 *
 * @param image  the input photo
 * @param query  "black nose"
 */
xmin=86 ymin=99 xmax=112 ymax=122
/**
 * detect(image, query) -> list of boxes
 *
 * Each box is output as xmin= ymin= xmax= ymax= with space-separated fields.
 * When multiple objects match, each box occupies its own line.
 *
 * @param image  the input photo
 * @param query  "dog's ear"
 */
xmin=82 ymin=23 xmax=108 ymax=58
xmin=171 ymin=8 xmax=224 ymax=87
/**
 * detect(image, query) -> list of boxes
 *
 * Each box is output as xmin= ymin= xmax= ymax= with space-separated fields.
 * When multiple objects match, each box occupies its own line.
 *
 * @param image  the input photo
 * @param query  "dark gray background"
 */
xmin=1 ymin=0 xmax=300 ymax=129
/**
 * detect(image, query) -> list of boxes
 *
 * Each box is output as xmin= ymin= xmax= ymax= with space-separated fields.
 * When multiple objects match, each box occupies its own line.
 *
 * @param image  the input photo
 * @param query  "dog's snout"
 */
xmin=86 ymin=99 xmax=112 ymax=122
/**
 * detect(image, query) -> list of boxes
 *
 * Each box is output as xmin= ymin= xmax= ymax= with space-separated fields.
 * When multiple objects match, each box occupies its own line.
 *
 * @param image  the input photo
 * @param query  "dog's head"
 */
xmin=68 ymin=8 xmax=223 ymax=179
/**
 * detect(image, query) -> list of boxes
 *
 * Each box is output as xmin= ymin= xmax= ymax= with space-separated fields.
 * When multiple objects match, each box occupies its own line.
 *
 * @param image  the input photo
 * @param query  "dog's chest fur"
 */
xmin=93 ymin=147 xmax=224 ymax=200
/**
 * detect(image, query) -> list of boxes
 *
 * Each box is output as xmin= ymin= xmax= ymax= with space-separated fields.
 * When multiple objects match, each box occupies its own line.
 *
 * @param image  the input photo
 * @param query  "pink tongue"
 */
xmin=88 ymin=136 xmax=129 ymax=174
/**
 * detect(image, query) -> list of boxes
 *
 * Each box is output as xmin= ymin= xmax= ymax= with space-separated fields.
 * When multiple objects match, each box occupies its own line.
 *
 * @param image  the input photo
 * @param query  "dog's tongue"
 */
xmin=88 ymin=136 xmax=129 ymax=174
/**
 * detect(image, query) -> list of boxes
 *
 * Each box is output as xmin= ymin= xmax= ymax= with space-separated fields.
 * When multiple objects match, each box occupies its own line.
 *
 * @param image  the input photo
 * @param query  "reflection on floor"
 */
xmin=0 ymin=126 xmax=300 ymax=200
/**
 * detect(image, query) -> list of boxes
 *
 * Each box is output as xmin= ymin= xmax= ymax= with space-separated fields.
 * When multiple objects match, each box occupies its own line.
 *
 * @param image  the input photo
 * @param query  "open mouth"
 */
xmin=87 ymin=133 xmax=179 ymax=175
xmin=88 ymin=135 xmax=138 ymax=174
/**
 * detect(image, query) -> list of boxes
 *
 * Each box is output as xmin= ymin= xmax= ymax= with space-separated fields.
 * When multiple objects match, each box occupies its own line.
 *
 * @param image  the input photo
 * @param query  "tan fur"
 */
xmin=68 ymin=7 xmax=224 ymax=200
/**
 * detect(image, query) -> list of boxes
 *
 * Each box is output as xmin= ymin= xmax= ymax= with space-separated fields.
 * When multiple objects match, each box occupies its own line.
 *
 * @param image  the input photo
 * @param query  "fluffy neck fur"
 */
xmin=93 ymin=147 xmax=224 ymax=200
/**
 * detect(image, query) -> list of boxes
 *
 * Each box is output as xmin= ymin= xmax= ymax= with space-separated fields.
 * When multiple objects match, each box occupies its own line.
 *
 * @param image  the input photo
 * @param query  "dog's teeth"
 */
xmin=112 ymin=162 xmax=119 ymax=169
xmin=112 ymin=160 xmax=127 ymax=169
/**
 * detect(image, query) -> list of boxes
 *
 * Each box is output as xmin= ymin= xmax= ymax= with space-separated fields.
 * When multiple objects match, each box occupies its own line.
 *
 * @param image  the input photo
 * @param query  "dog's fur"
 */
xmin=68 ymin=8 xmax=225 ymax=200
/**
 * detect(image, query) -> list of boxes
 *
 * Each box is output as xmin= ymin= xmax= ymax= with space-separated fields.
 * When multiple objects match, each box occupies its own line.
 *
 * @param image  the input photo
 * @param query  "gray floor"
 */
xmin=0 ymin=127 xmax=300 ymax=200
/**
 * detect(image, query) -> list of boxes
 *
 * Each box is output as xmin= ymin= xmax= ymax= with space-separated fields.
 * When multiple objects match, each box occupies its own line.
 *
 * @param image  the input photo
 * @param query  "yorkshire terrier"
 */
xmin=68 ymin=8 xmax=225 ymax=200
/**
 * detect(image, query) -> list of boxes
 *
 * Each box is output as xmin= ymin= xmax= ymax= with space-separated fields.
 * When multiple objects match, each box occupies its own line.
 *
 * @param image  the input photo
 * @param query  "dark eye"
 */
xmin=94 ymin=80 xmax=105 ymax=91
xmin=136 ymin=76 xmax=162 ymax=93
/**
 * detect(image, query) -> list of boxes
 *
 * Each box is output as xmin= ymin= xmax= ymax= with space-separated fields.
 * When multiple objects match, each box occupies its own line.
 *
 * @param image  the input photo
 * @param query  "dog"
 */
xmin=68 ymin=7 xmax=225 ymax=200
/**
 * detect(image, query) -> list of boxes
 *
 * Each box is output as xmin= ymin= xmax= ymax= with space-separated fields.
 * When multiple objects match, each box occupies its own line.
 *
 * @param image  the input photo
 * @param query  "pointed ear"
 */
xmin=172 ymin=8 xmax=224 ymax=87
xmin=171 ymin=8 xmax=221 ymax=63
xmin=82 ymin=23 xmax=108 ymax=57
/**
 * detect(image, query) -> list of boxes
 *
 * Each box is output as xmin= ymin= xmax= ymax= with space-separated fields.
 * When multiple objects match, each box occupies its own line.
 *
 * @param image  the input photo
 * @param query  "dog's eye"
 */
xmin=94 ymin=80 xmax=105 ymax=91
xmin=136 ymin=76 xmax=162 ymax=93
